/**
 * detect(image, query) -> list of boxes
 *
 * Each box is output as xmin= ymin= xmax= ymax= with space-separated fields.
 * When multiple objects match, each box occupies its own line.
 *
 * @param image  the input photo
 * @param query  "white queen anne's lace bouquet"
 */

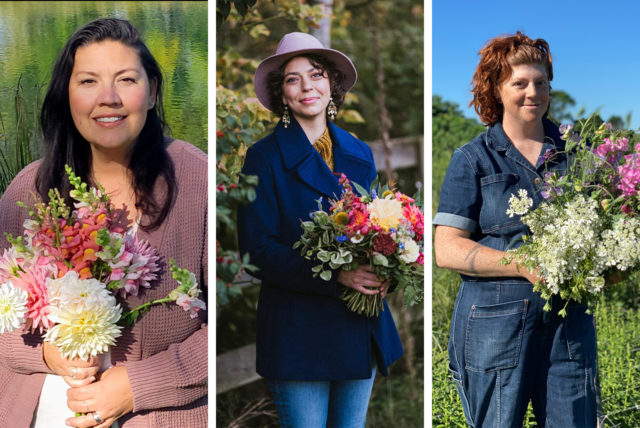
xmin=502 ymin=116 xmax=640 ymax=315
xmin=0 ymin=166 xmax=205 ymax=359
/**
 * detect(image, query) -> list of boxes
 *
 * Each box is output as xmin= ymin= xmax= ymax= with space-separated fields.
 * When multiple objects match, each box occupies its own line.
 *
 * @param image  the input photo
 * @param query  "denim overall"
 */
xmin=433 ymin=119 xmax=598 ymax=427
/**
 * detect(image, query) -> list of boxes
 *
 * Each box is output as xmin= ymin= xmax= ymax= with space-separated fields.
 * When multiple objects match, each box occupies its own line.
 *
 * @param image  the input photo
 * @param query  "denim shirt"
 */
xmin=434 ymin=118 xmax=567 ymax=258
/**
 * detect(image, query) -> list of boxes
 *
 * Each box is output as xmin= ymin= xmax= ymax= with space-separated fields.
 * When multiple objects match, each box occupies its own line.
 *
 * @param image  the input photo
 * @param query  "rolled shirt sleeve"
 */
xmin=433 ymin=148 xmax=482 ymax=234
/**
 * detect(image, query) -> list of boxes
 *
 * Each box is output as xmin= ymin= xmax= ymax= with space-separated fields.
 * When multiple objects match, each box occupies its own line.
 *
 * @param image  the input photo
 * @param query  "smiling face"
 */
xmin=68 ymin=40 xmax=156 ymax=159
xmin=281 ymin=56 xmax=331 ymax=124
xmin=497 ymin=63 xmax=550 ymax=127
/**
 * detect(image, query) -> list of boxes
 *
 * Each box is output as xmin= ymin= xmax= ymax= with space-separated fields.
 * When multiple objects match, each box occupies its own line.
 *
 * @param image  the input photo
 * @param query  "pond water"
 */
xmin=0 ymin=1 xmax=208 ymax=155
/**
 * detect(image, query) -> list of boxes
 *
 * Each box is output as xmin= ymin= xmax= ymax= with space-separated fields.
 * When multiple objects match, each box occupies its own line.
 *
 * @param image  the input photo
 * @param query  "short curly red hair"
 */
xmin=470 ymin=31 xmax=553 ymax=126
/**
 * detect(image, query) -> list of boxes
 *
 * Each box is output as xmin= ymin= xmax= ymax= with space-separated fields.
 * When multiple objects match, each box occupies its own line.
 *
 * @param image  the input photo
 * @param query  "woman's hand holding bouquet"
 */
xmin=294 ymin=174 xmax=424 ymax=316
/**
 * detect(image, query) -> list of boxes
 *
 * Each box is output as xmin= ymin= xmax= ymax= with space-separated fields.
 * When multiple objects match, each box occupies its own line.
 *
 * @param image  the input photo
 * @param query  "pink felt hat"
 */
xmin=254 ymin=32 xmax=357 ymax=112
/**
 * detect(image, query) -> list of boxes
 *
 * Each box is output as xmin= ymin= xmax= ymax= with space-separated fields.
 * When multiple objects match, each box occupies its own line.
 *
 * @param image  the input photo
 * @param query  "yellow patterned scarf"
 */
xmin=313 ymin=128 xmax=334 ymax=172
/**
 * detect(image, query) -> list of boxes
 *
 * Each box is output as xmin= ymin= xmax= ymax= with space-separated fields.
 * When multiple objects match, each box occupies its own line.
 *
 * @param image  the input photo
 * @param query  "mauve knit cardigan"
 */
xmin=0 ymin=140 xmax=208 ymax=427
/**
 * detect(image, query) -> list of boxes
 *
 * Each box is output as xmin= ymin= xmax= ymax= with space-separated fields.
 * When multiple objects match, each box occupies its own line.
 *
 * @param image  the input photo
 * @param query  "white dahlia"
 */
xmin=44 ymin=303 xmax=122 ymax=360
xmin=398 ymin=238 xmax=420 ymax=264
xmin=0 ymin=282 xmax=29 ymax=333
xmin=47 ymin=271 xmax=114 ymax=312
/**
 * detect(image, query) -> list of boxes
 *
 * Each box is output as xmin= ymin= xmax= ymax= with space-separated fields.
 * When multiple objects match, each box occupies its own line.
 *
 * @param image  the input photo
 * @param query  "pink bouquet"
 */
xmin=0 ymin=166 xmax=205 ymax=359
xmin=294 ymin=174 xmax=424 ymax=317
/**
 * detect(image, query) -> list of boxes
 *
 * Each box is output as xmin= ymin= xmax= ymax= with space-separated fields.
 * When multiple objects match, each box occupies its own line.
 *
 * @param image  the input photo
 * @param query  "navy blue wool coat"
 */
xmin=237 ymin=117 xmax=403 ymax=381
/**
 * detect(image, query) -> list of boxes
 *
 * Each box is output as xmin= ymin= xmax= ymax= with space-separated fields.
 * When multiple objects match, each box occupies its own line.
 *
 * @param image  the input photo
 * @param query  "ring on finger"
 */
xmin=83 ymin=400 xmax=90 ymax=413
xmin=70 ymin=366 xmax=77 ymax=379
xmin=93 ymin=411 xmax=104 ymax=424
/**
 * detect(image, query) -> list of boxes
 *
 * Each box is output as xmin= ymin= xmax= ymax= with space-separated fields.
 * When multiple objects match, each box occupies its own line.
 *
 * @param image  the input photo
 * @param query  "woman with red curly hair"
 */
xmin=433 ymin=32 xmax=598 ymax=427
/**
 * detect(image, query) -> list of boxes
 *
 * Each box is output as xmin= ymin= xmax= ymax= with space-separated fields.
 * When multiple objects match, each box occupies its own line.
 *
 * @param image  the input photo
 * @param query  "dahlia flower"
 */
xmin=0 ymin=282 xmax=28 ymax=333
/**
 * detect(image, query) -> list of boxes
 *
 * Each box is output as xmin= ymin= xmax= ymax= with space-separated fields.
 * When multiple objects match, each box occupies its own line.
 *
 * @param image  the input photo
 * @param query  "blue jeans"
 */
xmin=267 ymin=366 xmax=376 ymax=428
xmin=449 ymin=279 xmax=598 ymax=427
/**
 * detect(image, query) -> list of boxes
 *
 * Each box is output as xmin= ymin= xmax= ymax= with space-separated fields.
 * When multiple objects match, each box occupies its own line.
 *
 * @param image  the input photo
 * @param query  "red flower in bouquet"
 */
xmin=373 ymin=233 xmax=397 ymax=256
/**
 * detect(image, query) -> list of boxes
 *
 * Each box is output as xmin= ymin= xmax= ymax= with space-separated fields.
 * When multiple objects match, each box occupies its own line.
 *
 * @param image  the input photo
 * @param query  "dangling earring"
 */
xmin=282 ymin=105 xmax=290 ymax=128
xmin=327 ymin=97 xmax=337 ymax=121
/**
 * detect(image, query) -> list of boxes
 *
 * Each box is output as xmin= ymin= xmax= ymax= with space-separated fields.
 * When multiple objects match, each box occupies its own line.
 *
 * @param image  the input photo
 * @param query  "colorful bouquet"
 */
xmin=502 ymin=116 xmax=640 ymax=315
xmin=0 ymin=166 xmax=205 ymax=360
xmin=293 ymin=174 xmax=424 ymax=317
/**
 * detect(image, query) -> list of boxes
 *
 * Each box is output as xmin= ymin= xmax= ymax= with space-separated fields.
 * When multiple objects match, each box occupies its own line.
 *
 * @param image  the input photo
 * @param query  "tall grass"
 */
xmin=0 ymin=76 xmax=41 ymax=195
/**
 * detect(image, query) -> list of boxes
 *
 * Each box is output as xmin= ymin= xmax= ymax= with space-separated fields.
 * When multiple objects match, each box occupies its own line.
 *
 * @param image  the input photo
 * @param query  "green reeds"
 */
xmin=0 ymin=75 xmax=41 ymax=195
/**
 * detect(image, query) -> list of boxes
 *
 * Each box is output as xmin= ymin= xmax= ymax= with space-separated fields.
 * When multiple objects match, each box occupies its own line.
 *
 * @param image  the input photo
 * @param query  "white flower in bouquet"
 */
xmin=47 ymin=271 xmax=113 ymax=311
xmin=44 ymin=272 xmax=122 ymax=360
xmin=506 ymin=189 xmax=534 ymax=218
xmin=367 ymin=196 xmax=403 ymax=231
xmin=595 ymin=217 xmax=640 ymax=273
xmin=0 ymin=282 xmax=28 ymax=333
xmin=44 ymin=303 xmax=122 ymax=360
xmin=524 ymin=195 xmax=601 ymax=294
xmin=398 ymin=237 xmax=420 ymax=264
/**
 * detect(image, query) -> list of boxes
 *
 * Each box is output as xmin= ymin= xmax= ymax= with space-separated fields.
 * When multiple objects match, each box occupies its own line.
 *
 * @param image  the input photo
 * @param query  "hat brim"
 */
xmin=254 ymin=47 xmax=357 ymax=113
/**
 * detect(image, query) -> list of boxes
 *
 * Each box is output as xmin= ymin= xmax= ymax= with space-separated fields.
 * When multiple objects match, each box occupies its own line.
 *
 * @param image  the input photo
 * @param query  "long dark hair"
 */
xmin=37 ymin=17 xmax=176 ymax=231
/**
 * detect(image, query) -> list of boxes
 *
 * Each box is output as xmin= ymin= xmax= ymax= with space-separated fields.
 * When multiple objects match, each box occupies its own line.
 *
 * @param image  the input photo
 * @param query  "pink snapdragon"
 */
xmin=176 ymin=289 xmax=207 ymax=318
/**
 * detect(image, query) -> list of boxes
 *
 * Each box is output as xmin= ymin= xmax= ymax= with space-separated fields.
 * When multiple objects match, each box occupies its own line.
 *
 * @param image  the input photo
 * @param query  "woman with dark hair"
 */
xmin=433 ymin=32 xmax=598 ymax=427
xmin=237 ymin=32 xmax=403 ymax=427
xmin=0 ymin=18 xmax=207 ymax=427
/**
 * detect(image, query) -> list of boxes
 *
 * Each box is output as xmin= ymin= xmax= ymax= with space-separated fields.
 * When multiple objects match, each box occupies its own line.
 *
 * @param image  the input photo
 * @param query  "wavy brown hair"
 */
xmin=470 ymin=31 xmax=553 ymax=126
xmin=266 ymin=53 xmax=346 ymax=117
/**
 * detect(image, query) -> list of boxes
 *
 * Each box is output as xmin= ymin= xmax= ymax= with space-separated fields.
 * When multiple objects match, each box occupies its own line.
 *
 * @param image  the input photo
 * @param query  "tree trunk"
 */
xmin=371 ymin=17 xmax=393 ymax=184
xmin=310 ymin=0 xmax=333 ymax=47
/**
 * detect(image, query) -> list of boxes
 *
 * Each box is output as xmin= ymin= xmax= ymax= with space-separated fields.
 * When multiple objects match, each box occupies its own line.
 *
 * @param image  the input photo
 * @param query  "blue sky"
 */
xmin=432 ymin=0 xmax=640 ymax=130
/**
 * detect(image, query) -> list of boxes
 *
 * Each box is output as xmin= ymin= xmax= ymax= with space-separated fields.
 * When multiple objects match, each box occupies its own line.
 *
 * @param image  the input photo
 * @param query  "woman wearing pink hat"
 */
xmin=237 ymin=32 xmax=404 ymax=427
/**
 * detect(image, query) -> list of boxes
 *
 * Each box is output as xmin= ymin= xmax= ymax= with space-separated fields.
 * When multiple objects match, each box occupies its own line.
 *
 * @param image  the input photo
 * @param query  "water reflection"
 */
xmin=0 ymin=1 xmax=207 ymax=155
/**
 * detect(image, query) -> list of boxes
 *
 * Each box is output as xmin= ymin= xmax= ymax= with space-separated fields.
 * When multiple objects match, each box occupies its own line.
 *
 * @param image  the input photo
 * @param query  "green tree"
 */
xmin=548 ymin=89 xmax=576 ymax=124
xmin=431 ymin=95 xmax=484 ymax=212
